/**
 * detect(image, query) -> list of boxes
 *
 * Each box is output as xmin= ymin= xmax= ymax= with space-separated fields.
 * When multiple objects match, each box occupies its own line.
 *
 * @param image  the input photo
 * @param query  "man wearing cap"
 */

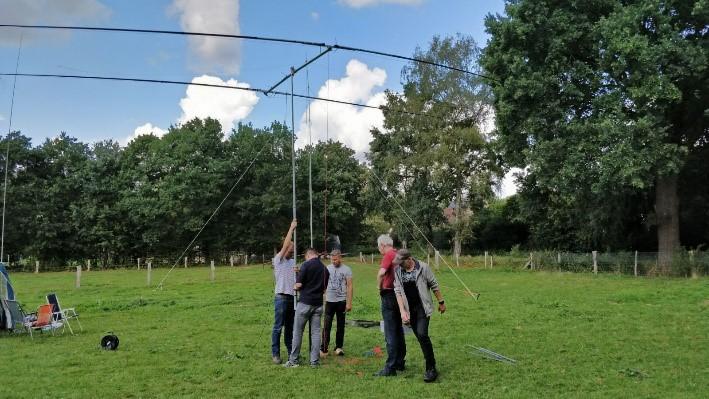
xmin=320 ymin=249 xmax=353 ymax=357
xmin=373 ymin=234 xmax=406 ymax=377
xmin=393 ymin=249 xmax=445 ymax=383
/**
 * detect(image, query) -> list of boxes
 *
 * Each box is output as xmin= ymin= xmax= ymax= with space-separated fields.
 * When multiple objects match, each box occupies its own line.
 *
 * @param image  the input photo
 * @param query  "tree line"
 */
xmin=1 ymin=0 xmax=706 ymax=273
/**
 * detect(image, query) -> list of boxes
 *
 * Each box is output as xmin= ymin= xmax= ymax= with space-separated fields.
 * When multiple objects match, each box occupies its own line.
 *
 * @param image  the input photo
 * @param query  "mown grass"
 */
xmin=1 ymin=260 xmax=707 ymax=398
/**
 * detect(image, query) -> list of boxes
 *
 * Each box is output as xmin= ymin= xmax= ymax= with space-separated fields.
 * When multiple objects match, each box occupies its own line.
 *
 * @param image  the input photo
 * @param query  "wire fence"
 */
xmin=5 ymin=251 xmax=274 ymax=273
xmin=437 ymin=250 xmax=709 ymax=277
xmin=4 ymin=249 xmax=708 ymax=278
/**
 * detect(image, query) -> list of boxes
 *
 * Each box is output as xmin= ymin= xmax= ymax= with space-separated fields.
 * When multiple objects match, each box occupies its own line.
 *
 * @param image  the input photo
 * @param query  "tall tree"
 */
xmin=370 ymin=34 xmax=500 ymax=256
xmin=482 ymin=0 xmax=708 ymax=270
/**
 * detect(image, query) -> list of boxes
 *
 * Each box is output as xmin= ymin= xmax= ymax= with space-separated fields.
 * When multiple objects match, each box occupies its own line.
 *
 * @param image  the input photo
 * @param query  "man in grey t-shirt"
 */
xmin=270 ymin=220 xmax=297 ymax=364
xmin=320 ymin=249 xmax=353 ymax=356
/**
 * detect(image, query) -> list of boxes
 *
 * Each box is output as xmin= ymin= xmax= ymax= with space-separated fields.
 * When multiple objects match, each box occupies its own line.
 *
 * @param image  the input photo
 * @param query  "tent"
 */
xmin=0 ymin=262 xmax=17 ymax=330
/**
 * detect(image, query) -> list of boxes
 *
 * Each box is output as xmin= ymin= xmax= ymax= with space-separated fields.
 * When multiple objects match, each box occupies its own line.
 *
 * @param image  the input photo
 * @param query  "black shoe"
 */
xmin=423 ymin=368 xmax=438 ymax=383
xmin=373 ymin=369 xmax=397 ymax=377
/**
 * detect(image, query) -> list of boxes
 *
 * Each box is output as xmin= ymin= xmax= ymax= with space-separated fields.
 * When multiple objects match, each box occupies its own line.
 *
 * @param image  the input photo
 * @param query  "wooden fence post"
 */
xmin=371 ymin=254 xmax=374 ymax=264
xmin=529 ymin=252 xmax=533 ymax=270
xmin=75 ymin=266 xmax=81 ymax=288
xmin=210 ymin=260 xmax=215 ymax=282
xmin=491 ymin=254 xmax=494 ymax=269
xmin=634 ymin=251 xmax=638 ymax=277
xmin=35 ymin=260 xmax=39 ymax=274
xmin=245 ymin=253 xmax=249 ymax=265
xmin=592 ymin=251 xmax=598 ymax=274
xmin=484 ymin=251 xmax=488 ymax=268
xmin=184 ymin=256 xmax=188 ymax=268
xmin=434 ymin=250 xmax=440 ymax=271
xmin=689 ymin=250 xmax=697 ymax=279
xmin=138 ymin=257 xmax=141 ymax=270
xmin=147 ymin=262 xmax=152 ymax=286
xmin=87 ymin=259 xmax=91 ymax=272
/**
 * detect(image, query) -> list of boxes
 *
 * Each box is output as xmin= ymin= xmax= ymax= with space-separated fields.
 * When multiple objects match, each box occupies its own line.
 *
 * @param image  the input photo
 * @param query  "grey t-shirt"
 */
xmin=325 ymin=264 xmax=352 ymax=303
xmin=273 ymin=254 xmax=296 ymax=295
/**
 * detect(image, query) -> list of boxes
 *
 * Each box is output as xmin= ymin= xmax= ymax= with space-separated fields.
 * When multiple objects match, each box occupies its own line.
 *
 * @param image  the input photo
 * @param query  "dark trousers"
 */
xmin=410 ymin=306 xmax=436 ymax=371
xmin=271 ymin=294 xmax=294 ymax=357
xmin=380 ymin=290 xmax=406 ymax=372
xmin=321 ymin=301 xmax=346 ymax=352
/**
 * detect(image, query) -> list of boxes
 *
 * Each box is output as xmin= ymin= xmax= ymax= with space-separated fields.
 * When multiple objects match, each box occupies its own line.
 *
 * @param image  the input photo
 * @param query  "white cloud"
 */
xmin=127 ymin=75 xmax=258 ymax=146
xmin=480 ymin=106 xmax=496 ymax=137
xmin=296 ymin=59 xmax=387 ymax=158
xmin=497 ymin=167 xmax=523 ymax=198
xmin=339 ymin=0 xmax=423 ymax=8
xmin=310 ymin=11 xmax=320 ymax=21
xmin=170 ymin=0 xmax=241 ymax=75
xmin=178 ymin=75 xmax=259 ymax=133
xmin=124 ymin=123 xmax=168 ymax=145
xmin=0 ymin=0 xmax=111 ymax=45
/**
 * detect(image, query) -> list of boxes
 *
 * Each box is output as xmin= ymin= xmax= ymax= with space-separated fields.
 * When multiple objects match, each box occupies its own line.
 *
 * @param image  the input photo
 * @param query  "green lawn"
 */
xmin=1 ymin=261 xmax=707 ymax=398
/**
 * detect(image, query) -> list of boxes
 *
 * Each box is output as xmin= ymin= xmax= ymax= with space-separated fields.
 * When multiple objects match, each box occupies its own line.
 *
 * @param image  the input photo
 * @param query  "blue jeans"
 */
xmin=380 ymin=290 xmax=406 ymax=372
xmin=271 ymin=294 xmax=295 ymax=357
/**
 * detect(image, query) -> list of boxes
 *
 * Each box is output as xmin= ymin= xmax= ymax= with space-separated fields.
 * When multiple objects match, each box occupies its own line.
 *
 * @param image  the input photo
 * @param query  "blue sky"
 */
xmin=0 ymin=0 xmax=506 ymax=147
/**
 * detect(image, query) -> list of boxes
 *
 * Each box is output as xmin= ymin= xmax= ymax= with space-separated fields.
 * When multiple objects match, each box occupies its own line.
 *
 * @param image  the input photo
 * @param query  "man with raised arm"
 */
xmin=320 ymin=249 xmax=353 ymax=357
xmin=270 ymin=219 xmax=297 ymax=365
xmin=284 ymin=248 xmax=329 ymax=368
xmin=373 ymin=234 xmax=406 ymax=377
xmin=392 ymin=249 xmax=445 ymax=383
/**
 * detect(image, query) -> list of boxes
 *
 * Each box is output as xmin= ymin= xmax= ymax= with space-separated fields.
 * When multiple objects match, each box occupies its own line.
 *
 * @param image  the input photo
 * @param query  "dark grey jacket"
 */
xmin=393 ymin=260 xmax=439 ymax=317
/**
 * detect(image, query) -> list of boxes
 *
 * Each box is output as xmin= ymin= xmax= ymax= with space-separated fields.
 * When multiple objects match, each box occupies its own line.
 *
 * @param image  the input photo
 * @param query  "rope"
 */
xmin=155 ymin=138 xmax=270 ymax=289
xmin=1 ymin=34 xmax=22 ymax=261
xmin=368 ymin=167 xmax=480 ymax=299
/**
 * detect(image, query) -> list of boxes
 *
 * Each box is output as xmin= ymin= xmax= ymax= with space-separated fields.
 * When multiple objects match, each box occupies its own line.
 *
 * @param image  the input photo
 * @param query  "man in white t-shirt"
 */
xmin=271 ymin=220 xmax=297 ymax=364
xmin=320 ymin=249 xmax=353 ymax=357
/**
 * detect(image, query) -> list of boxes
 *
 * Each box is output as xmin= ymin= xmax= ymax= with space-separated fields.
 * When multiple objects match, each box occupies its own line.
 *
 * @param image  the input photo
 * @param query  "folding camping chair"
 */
xmin=46 ymin=293 xmax=82 ymax=335
xmin=1 ymin=299 xmax=33 ymax=336
xmin=30 ymin=304 xmax=63 ymax=337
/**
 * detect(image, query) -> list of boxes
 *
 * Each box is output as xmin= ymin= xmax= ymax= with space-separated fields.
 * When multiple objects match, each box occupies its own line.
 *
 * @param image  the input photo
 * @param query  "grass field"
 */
xmin=1 ymin=260 xmax=707 ymax=398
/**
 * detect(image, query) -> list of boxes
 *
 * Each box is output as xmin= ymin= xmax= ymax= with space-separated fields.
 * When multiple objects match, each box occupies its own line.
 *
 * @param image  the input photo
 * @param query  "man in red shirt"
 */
xmin=373 ymin=234 xmax=406 ymax=377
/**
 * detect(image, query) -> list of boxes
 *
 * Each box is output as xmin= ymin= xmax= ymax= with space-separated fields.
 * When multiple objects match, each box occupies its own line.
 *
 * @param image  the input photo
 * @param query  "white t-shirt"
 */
xmin=273 ymin=254 xmax=296 ymax=295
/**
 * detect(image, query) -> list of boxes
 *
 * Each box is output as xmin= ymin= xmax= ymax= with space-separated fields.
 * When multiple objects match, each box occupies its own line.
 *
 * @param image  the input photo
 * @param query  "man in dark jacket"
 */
xmin=393 ymin=249 xmax=446 ymax=382
xmin=284 ymin=248 xmax=329 ymax=368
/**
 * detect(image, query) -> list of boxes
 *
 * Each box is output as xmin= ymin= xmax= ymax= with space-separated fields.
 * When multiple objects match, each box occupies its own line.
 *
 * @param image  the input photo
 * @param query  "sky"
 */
xmin=0 ymin=0 xmax=517 ymax=197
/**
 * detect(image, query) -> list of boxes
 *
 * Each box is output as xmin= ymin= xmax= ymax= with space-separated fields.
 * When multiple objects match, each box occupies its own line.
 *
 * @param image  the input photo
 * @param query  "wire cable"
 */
xmin=368 ymin=166 xmax=480 ymax=299
xmin=1 ymin=34 xmax=23 ymax=262
xmin=0 ymin=72 xmax=436 ymax=119
xmin=0 ymin=24 xmax=494 ymax=79
xmin=155 ymin=137 xmax=270 ymax=289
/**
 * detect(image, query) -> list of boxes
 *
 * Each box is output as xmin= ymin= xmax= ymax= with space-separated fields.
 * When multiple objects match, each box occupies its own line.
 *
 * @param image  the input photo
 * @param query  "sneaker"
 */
xmin=319 ymin=350 xmax=328 ymax=358
xmin=423 ymin=368 xmax=438 ymax=383
xmin=283 ymin=361 xmax=299 ymax=368
xmin=334 ymin=348 xmax=344 ymax=356
xmin=373 ymin=369 xmax=397 ymax=377
xmin=272 ymin=355 xmax=282 ymax=365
